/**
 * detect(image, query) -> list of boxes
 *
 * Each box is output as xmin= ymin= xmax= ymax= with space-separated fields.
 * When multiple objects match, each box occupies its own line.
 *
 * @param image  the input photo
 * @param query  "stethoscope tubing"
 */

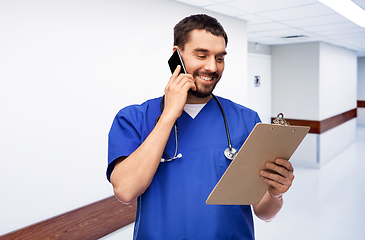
xmin=157 ymin=94 xmax=237 ymax=161
xmin=211 ymin=94 xmax=233 ymax=150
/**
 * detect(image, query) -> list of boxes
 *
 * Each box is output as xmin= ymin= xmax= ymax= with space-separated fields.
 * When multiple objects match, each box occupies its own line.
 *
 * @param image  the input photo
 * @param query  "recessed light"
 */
xmin=319 ymin=0 xmax=365 ymax=28
xmin=281 ymin=35 xmax=308 ymax=39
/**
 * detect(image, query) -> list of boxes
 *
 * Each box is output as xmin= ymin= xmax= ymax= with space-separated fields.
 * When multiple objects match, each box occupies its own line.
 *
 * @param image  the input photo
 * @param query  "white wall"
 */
xmin=358 ymin=57 xmax=365 ymax=126
xmin=358 ymin=57 xmax=365 ymax=100
xmin=271 ymin=42 xmax=357 ymax=168
xmin=318 ymin=43 xmax=357 ymax=166
xmin=100 ymin=224 xmax=134 ymax=240
xmin=0 ymin=0 xmax=248 ymax=236
xmin=247 ymin=42 xmax=271 ymax=55
xmin=319 ymin=119 xmax=357 ymax=167
xmin=319 ymin=43 xmax=357 ymax=120
xmin=271 ymin=42 xmax=320 ymax=121
xmin=358 ymin=109 xmax=365 ymax=126
xmin=247 ymin=53 xmax=272 ymax=124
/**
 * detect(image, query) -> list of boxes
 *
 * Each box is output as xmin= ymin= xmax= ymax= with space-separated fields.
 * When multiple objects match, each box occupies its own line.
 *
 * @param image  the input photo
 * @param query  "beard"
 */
xmin=188 ymin=87 xmax=214 ymax=98
xmin=189 ymin=70 xmax=221 ymax=98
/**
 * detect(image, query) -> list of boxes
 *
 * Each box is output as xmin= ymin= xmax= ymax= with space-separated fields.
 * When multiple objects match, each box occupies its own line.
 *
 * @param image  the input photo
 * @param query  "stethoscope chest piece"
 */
xmin=224 ymin=147 xmax=237 ymax=160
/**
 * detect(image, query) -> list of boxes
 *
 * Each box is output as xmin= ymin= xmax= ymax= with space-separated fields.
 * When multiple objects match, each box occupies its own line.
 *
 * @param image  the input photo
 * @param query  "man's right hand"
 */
xmin=162 ymin=65 xmax=196 ymax=123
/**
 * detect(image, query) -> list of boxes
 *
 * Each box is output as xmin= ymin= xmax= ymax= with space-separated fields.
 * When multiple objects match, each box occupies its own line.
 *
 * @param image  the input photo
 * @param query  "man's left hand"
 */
xmin=259 ymin=158 xmax=294 ymax=198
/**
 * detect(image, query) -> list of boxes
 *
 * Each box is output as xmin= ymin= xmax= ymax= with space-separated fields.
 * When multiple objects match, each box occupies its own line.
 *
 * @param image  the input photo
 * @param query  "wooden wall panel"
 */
xmin=358 ymin=101 xmax=365 ymax=108
xmin=0 ymin=196 xmax=136 ymax=240
xmin=271 ymin=108 xmax=357 ymax=134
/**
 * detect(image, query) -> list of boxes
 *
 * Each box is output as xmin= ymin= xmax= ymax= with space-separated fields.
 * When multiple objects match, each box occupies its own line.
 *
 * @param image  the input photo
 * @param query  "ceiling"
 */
xmin=171 ymin=0 xmax=365 ymax=57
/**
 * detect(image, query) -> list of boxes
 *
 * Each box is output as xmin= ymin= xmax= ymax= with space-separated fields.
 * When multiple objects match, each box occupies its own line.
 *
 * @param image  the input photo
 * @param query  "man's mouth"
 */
xmin=198 ymin=75 xmax=214 ymax=81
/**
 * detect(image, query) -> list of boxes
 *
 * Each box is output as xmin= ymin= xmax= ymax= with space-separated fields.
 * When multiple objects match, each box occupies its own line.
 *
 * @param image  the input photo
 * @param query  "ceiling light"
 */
xmin=281 ymin=35 xmax=308 ymax=39
xmin=319 ymin=0 xmax=365 ymax=28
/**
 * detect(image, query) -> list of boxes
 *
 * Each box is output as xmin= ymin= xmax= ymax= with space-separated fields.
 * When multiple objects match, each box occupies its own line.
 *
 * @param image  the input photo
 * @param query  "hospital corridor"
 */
xmin=1 ymin=0 xmax=365 ymax=239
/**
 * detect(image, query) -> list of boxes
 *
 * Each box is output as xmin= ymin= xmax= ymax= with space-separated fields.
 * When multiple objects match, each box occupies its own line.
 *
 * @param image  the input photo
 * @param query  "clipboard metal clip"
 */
xmin=273 ymin=113 xmax=290 ymax=126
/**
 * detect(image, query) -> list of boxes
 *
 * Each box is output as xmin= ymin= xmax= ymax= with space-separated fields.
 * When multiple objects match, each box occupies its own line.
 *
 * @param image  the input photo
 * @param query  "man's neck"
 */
xmin=186 ymin=93 xmax=212 ymax=104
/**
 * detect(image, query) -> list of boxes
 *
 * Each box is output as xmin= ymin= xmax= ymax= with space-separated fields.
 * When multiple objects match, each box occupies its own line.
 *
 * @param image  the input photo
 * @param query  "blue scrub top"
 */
xmin=108 ymin=96 xmax=261 ymax=240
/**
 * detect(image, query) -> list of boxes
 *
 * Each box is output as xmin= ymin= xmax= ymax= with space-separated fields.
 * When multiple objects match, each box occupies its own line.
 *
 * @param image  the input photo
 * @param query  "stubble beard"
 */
xmin=189 ymin=70 xmax=221 ymax=98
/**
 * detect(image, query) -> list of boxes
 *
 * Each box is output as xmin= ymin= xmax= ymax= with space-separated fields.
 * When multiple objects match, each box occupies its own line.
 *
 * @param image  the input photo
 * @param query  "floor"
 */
xmin=103 ymin=127 xmax=365 ymax=240
xmin=254 ymin=127 xmax=365 ymax=240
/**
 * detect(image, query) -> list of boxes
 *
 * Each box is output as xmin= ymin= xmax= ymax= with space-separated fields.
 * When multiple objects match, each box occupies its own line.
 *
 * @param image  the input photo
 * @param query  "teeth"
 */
xmin=199 ymin=75 xmax=213 ymax=81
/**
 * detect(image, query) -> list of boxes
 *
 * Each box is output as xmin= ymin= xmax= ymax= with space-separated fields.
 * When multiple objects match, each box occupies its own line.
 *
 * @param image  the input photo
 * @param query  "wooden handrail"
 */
xmin=358 ymin=101 xmax=365 ymax=108
xmin=0 ymin=196 xmax=136 ymax=240
xmin=271 ymin=108 xmax=357 ymax=134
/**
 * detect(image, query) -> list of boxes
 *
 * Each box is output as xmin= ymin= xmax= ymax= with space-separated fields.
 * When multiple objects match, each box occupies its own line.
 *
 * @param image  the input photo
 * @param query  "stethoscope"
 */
xmin=156 ymin=94 xmax=237 ymax=162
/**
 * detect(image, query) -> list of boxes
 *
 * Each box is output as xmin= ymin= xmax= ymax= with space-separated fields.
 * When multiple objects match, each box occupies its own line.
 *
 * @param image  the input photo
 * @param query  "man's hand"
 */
xmin=259 ymin=158 xmax=295 ymax=198
xmin=253 ymin=158 xmax=294 ymax=221
xmin=162 ymin=65 xmax=196 ymax=122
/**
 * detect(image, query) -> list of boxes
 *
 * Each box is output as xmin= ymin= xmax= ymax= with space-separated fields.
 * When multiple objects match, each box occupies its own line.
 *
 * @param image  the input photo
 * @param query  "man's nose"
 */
xmin=204 ymin=57 xmax=217 ymax=72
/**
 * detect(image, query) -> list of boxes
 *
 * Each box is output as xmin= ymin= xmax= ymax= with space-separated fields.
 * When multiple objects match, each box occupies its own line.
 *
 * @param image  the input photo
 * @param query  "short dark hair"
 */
xmin=174 ymin=14 xmax=228 ymax=50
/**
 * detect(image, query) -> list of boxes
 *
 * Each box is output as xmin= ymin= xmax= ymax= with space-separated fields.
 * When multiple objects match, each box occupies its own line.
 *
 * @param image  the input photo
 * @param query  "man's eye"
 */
xmin=197 ymin=55 xmax=206 ymax=59
xmin=217 ymin=57 xmax=224 ymax=62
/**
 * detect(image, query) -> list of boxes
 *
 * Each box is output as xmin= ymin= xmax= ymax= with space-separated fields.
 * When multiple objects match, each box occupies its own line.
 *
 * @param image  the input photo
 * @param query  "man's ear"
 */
xmin=172 ymin=46 xmax=180 ymax=53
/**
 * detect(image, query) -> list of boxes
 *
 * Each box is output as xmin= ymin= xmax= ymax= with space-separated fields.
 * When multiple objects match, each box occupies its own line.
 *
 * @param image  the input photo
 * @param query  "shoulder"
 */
xmin=111 ymin=97 xmax=162 ymax=134
xmin=215 ymin=96 xmax=260 ymax=119
xmin=116 ymin=97 xmax=161 ymax=120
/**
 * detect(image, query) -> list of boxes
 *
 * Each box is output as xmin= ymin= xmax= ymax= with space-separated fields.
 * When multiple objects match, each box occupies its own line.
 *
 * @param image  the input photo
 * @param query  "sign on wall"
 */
xmin=254 ymin=76 xmax=260 ymax=87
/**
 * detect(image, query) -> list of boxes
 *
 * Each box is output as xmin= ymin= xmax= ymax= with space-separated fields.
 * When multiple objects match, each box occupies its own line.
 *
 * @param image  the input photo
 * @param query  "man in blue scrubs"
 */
xmin=107 ymin=14 xmax=295 ymax=239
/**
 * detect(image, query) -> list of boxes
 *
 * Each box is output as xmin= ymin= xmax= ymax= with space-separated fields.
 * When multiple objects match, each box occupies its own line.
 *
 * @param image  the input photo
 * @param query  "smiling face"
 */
xmin=176 ymin=29 xmax=227 ymax=103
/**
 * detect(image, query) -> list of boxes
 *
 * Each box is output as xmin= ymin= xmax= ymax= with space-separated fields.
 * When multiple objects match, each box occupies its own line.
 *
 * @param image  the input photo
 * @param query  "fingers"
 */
xmin=166 ymin=65 xmax=196 ymax=94
xmin=161 ymin=66 xmax=196 ymax=122
xmin=265 ymin=159 xmax=293 ymax=178
xmin=275 ymin=158 xmax=294 ymax=172
xmin=168 ymin=65 xmax=182 ymax=85
xmin=260 ymin=175 xmax=287 ymax=197
xmin=259 ymin=158 xmax=295 ymax=197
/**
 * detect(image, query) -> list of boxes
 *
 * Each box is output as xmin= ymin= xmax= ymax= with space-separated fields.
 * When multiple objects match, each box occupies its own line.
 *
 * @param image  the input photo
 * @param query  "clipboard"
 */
xmin=206 ymin=113 xmax=310 ymax=205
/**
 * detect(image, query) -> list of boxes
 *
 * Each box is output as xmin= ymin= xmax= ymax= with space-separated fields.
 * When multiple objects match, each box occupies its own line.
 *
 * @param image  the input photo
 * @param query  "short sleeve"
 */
xmin=255 ymin=111 xmax=262 ymax=124
xmin=106 ymin=106 xmax=143 ymax=182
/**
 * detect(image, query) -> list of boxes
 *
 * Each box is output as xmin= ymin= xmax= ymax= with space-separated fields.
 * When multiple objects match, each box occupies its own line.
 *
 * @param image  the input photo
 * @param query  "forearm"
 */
xmin=110 ymin=113 xmax=176 ymax=204
xmin=253 ymin=191 xmax=283 ymax=222
xmin=111 ymin=68 xmax=195 ymax=204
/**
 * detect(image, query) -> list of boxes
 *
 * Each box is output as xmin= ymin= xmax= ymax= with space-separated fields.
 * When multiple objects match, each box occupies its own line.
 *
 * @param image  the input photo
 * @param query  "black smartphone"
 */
xmin=168 ymin=49 xmax=187 ymax=75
